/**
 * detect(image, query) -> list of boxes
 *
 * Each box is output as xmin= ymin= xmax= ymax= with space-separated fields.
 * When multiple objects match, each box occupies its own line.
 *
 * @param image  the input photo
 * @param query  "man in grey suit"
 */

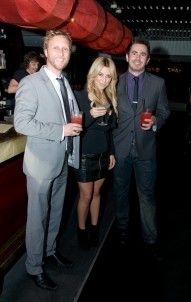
xmin=113 ymin=36 xmax=170 ymax=260
xmin=14 ymin=29 xmax=83 ymax=290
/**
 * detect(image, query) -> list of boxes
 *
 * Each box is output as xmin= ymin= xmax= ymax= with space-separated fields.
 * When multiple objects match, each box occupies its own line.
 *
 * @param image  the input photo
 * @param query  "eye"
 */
xmin=63 ymin=47 xmax=69 ymax=53
xmin=53 ymin=46 xmax=59 ymax=51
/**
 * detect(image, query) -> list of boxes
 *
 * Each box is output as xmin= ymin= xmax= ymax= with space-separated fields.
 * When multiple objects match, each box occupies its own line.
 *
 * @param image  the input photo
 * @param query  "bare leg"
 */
xmin=77 ymin=178 xmax=105 ymax=248
xmin=90 ymin=178 xmax=105 ymax=225
xmin=77 ymin=181 xmax=94 ymax=229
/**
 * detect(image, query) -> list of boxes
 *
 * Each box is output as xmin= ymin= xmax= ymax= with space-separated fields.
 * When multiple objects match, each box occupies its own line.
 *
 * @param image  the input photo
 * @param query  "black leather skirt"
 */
xmin=73 ymin=152 xmax=109 ymax=182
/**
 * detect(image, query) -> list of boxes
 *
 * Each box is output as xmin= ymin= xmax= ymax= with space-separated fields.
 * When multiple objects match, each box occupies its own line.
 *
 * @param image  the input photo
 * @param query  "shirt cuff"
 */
xmin=61 ymin=126 xmax=65 ymax=140
xmin=152 ymin=124 xmax=157 ymax=132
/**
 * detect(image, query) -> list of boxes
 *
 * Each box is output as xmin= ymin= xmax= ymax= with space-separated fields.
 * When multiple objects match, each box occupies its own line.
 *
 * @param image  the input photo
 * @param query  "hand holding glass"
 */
xmin=140 ymin=108 xmax=152 ymax=126
xmin=71 ymin=111 xmax=83 ymax=125
xmin=97 ymin=103 xmax=110 ymax=126
xmin=71 ymin=111 xmax=83 ymax=133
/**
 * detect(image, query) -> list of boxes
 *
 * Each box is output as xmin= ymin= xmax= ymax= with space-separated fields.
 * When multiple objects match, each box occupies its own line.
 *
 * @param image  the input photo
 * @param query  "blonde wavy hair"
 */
xmin=87 ymin=57 xmax=118 ymax=116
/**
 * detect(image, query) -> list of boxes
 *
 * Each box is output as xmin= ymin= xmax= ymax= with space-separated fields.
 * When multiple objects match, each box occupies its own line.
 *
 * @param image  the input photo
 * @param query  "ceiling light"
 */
xmin=0 ymin=29 xmax=6 ymax=39
xmin=116 ymin=8 xmax=122 ymax=13
xmin=110 ymin=3 xmax=117 ymax=9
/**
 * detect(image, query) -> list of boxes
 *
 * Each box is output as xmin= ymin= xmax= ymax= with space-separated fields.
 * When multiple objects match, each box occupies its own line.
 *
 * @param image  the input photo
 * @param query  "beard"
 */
xmin=47 ymin=55 xmax=70 ymax=72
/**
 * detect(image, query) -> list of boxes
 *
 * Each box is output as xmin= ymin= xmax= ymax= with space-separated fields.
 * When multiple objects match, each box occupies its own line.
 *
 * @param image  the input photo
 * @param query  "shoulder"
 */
xmin=145 ymin=71 xmax=165 ymax=84
xmin=19 ymin=69 xmax=44 ymax=88
xmin=74 ymin=89 xmax=89 ymax=109
xmin=74 ymin=89 xmax=88 ymax=99
xmin=12 ymin=69 xmax=28 ymax=81
xmin=119 ymin=71 xmax=127 ymax=81
xmin=26 ymin=67 xmax=47 ymax=82
xmin=13 ymin=68 xmax=24 ymax=75
xmin=117 ymin=71 xmax=128 ymax=87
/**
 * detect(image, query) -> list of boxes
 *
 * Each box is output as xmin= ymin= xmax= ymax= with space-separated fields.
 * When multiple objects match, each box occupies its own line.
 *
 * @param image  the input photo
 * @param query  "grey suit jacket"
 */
xmin=14 ymin=66 xmax=80 ymax=179
xmin=113 ymin=71 xmax=171 ymax=160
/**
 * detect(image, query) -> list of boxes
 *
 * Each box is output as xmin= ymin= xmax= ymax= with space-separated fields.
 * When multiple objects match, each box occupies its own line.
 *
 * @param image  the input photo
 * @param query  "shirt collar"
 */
xmin=44 ymin=65 xmax=63 ymax=81
xmin=127 ymin=71 xmax=145 ymax=81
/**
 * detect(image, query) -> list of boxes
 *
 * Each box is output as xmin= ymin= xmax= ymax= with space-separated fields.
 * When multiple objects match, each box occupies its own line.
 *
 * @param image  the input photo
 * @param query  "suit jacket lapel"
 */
xmin=138 ymin=72 xmax=152 ymax=112
xmin=119 ymin=72 xmax=134 ymax=113
xmin=39 ymin=67 xmax=62 ymax=111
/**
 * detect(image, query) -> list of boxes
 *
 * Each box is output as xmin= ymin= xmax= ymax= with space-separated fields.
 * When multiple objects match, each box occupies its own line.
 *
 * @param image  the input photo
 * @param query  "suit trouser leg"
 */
xmin=134 ymin=159 xmax=157 ymax=243
xmin=25 ymin=159 xmax=68 ymax=275
xmin=46 ymin=159 xmax=68 ymax=256
xmin=113 ymin=155 xmax=133 ymax=229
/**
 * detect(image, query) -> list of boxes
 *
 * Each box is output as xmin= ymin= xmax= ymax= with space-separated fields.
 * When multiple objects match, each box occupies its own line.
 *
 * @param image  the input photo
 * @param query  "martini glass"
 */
xmin=97 ymin=103 xmax=110 ymax=126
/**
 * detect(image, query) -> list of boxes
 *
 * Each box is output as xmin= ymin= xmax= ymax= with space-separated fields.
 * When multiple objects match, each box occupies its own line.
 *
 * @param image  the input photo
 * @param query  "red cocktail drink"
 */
xmin=71 ymin=111 xmax=83 ymax=125
xmin=141 ymin=111 xmax=152 ymax=125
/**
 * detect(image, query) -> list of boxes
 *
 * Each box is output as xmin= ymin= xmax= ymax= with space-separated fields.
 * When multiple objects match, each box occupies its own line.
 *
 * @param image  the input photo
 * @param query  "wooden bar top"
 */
xmin=0 ymin=124 xmax=26 ymax=163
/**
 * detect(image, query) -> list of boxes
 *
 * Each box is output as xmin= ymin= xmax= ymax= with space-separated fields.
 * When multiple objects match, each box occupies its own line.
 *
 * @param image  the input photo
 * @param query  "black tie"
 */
xmin=132 ymin=76 xmax=139 ymax=111
xmin=57 ymin=77 xmax=73 ymax=155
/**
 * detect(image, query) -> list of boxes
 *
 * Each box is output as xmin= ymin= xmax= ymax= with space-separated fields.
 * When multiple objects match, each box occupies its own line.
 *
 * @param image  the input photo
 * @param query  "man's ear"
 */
xmin=146 ymin=57 xmax=150 ymax=65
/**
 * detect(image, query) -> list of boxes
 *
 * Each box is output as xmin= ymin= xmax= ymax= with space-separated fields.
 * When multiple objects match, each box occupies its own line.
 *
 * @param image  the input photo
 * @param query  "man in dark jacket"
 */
xmin=113 ymin=36 xmax=170 ymax=260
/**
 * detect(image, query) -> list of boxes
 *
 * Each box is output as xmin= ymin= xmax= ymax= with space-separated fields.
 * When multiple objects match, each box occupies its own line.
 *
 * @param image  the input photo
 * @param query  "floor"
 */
xmin=78 ymin=109 xmax=191 ymax=302
xmin=0 ymin=109 xmax=191 ymax=302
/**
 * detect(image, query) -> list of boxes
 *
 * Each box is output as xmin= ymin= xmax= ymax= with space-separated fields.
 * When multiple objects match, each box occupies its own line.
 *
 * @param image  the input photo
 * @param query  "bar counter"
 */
xmin=0 ymin=125 xmax=26 ymax=163
xmin=0 ymin=125 xmax=27 ymax=293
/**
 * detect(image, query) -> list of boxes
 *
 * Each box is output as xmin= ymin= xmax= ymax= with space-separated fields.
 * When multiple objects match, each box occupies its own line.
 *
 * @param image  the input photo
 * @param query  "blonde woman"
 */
xmin=73 ymin=57 xmax=118 ymax=250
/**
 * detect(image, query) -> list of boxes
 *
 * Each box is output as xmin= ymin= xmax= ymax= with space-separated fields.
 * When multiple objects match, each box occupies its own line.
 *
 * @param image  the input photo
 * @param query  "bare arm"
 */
xmin=7 ymin=78 xmax=19 ymax=94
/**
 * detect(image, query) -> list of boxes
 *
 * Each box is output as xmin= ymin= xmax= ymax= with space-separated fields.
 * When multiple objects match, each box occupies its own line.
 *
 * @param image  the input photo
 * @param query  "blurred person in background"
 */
xmin=7 ymin=51 xmax=41 ymax=108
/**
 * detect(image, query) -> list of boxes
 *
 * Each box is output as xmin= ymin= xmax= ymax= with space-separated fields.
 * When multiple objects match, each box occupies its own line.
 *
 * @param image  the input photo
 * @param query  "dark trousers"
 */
xmin=113 ymin=144 xmax=157 ymax=243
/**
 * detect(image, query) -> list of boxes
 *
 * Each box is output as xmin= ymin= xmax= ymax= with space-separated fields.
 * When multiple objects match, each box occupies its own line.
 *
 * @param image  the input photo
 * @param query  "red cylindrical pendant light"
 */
xmin=61 ymin=0 xmax=106 ymax=42
xmin=105 ymin=26 xmax=133 ymax=55
xmin=15 ymin=0 xmax=75 ymax=28
xmin=0 ymin=0 xmax=34 ymax=27
xmin=81 ymin=12 xmax=124 ymax=51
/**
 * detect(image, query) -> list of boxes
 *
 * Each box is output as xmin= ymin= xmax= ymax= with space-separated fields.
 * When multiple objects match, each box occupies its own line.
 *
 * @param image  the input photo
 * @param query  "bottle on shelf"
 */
xmin=0 ymin=50 xmax=6 ymax=69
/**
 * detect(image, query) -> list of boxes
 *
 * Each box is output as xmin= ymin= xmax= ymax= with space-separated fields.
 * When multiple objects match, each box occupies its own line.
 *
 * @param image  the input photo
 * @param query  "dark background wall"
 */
xmin=0 ymin=22 xmax=191 ymax=105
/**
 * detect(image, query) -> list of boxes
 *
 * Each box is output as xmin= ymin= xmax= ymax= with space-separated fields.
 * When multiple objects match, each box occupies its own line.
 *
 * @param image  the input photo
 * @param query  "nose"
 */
xmin=136 ymin=53 xmax=141 ymax=60
xmin=102 ymin=76 xmax=107 ymax=83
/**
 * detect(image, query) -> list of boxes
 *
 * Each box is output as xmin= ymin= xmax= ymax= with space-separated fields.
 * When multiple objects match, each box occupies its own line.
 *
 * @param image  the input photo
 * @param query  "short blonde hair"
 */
xmin=87 ymin=57 xmax=118 ymax=116
xmin=43 ymin=29 xmax=72 ymax=52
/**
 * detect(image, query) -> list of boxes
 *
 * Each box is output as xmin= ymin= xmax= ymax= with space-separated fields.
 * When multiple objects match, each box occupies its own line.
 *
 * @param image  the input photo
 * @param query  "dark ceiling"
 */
xmin=97 ymin=0 xmax=191 ymax=41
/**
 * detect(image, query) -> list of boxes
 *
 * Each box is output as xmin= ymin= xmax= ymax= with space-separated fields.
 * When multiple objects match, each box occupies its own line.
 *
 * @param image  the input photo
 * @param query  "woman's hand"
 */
xmin=90 ymin=107 xmax=106 ymax=118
